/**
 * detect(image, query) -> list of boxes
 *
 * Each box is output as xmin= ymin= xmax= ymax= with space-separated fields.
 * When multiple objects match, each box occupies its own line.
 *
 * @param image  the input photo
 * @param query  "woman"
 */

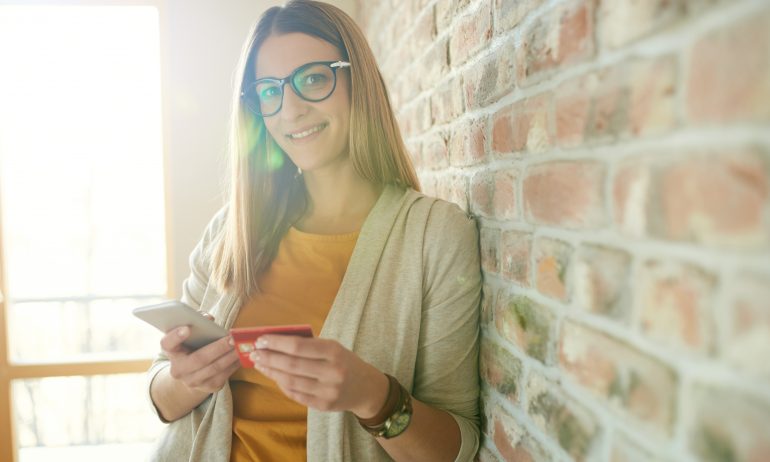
xmin=146 ymin=1 xmax=482 ymax=461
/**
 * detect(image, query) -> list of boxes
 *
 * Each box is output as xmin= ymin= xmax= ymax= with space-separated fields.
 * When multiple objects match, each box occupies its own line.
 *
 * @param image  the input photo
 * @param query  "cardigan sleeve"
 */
xmin=144 ymin=206 xmax=228 ymax=421
xmin=415 ymin=199 xmax=482 ymax=462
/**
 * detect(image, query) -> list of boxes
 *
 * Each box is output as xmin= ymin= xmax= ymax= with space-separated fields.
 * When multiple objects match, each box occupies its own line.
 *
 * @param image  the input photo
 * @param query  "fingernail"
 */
xmin=250 ymin=353 xmax=261 ymax=363
xmin=255 ymin=338 xmax=268 ymax=349
xmin=178 ymin=326 xmax=189 ymax=338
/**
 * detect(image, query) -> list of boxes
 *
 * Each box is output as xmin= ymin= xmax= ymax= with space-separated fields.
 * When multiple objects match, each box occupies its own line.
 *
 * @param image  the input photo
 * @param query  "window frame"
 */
xmin=0 ymin=1 xmax=169 ymax=460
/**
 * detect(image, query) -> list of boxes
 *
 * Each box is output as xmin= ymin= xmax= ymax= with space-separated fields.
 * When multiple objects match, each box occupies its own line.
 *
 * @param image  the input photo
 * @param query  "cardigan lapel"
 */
xmin=317 ymin=183 xmax=410 ymax=346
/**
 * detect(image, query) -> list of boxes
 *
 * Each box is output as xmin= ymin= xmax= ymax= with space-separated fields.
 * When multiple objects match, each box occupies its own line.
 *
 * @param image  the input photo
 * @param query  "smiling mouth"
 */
xmin=286 ymin=123 xmax=327 ymax=140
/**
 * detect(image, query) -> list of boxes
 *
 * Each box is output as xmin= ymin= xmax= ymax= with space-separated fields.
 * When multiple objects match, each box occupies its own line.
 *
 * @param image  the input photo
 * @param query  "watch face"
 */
xmin=384 ymin=411 xmax=411 ymax=438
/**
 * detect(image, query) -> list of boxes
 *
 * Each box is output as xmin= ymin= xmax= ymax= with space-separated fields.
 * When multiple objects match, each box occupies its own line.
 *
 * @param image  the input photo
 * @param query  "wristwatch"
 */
xmin=356 ymin=374 xmax=413 ymax=439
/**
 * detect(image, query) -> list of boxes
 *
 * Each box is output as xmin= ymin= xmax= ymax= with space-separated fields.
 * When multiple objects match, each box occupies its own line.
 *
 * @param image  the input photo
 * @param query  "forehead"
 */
xmin=255 ymin=32 xmax=342 ymax=79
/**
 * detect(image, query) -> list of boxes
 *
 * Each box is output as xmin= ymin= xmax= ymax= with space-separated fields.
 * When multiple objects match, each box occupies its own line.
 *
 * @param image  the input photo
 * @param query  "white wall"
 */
xmin=161 ymin=0 xmax=359 ymax=298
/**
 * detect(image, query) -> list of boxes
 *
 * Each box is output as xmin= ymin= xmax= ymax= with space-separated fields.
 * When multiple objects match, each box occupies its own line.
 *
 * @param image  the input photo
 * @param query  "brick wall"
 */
xmin=358 ymin=0 xmax=770 ymax=460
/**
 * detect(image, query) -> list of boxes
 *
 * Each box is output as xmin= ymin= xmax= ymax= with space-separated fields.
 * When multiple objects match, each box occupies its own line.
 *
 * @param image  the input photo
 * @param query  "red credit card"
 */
xmin=229 ymin=324 xmax=314 ymax=368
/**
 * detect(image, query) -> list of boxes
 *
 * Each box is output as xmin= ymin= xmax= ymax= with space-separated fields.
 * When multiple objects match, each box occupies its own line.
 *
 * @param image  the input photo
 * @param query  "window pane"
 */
xmin=13 ymin=374 xmax=165 ymax=461
xmin=0 ymin=5 xmax=167 ymax=300
xmin=8 ymin=297 xmax=165 ymax=362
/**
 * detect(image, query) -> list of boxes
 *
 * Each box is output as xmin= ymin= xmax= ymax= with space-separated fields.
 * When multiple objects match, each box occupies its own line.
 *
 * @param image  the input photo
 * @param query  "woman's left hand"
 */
xmin=250 ymin=335 xmax=388 ymax=417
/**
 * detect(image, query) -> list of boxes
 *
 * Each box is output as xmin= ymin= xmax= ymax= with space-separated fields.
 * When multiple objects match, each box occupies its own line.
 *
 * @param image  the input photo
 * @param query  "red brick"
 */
xmin=500 ymin=230 xmax=531 ymax=286
xmin=574 ymin=244 xmax=632 ymax=320
xmin=421 ymin=131 xmax=449 ymax=171
xmin=554 ymin=74 xmax=592 ymax=148
xmin=496 ymin=294 xmax=554 ymax=363
xmin=480 ymin=227 xmax=501 ymax=273
xmin=612 ymin=158 xmax=652 ymax=238
xmin=518 ymin=0 xmax=594 ymax=85
xmin=449 ymin=117 xmax=487 ymax=167
xmin=436 ymin=0 xmax=473 ymax=34
xmin=464 ymin=39 xmax=516 ymax=110
xmin=436 ymin=173 xmax=469 ymax=211
xmin=656 ymin=150 xmax=770 ymax=249
xmin=493 ymin=168 xmax=518 ymax=220
xmin=597 ymin=0 xmax=686 ymax=49
xmin=555 ymin=55 xmax=677 ymax=147
xmin=398 ymin=102 xmax=432 ymax=137
xmin=492 ymin=93 xmax=552 ymax=155
xmin=523 ymin=161 xmax=607 ymax=228
xmin=687 ymin=11 xmax=770 ymax=123
xmin=555 ymin=68 xmax=621 ymax=145
xmin=636 ymin=260 xmax=716 ymax=354
xmin=690 ymin=385 xmax=770 ymax=462
xmin=526 ymin=374 xmax=600 ymax=460
xmin=494 ymin=0 xmax=544 ymax=35
xmin=588 ymin=66 xmax=630 ymax=140
xmin=559 ymin=321 xmax=678 ymax=436
xmin=628 ymin=55 xmax=678 ymax=136
xmin=431 ymin=77 xmax=465 ymax=125
xmin=490 ymin=405 xmax=553 ymax=461
xmin=470 ymin=171 xmax=494 ymax=218
xmin=481 ymin=337 xmax=524 ymax=401
xmin=481 ymin=283 xmax=498 ymax=328
xmin=492 ymin=108 xmax=515 ymax=153
xmin=723 ymin=272 xmax=770 ymax=379
xmin=449 ymin=0 xmax=493 ymax=67
xmin=419 ymin=38 xmax=448 ymax=93
xmin=534 ymin=237 xmax=573 ymax=302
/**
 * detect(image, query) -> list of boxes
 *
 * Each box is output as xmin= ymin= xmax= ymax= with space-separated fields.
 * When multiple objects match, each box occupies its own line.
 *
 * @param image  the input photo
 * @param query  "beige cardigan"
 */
xmin=146 ymin=184 xmax=482 ymax=461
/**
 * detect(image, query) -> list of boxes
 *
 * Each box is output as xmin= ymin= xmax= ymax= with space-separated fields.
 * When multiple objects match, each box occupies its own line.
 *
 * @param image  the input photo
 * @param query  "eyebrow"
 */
xmin=255 ymin=59 xmax=342 ymax=81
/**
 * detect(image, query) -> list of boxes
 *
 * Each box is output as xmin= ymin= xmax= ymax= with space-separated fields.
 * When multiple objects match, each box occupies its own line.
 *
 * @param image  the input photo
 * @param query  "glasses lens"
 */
xmin=255 ymin=80 xmax=282 ymax=115
xmin=293 ymin=63 xmax=335 ymax=101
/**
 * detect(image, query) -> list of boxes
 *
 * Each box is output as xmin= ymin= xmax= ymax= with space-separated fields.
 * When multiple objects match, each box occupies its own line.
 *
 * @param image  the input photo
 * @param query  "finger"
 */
xmin=200 ymin=312 xmax=215 ymax=321
xmin=187 ymin=335 xmax=236 ymax=365
xmin=252 ymin=350 xmax=330 ymax=380
xmin=170 ymin=335 xmax=233 ymax=378
xmin=281 ymin=387 xmax=330 ymax=412
xmin=186 ymin=348 xmax=240 ymax=388
xmin=259 ymin=365 xmax=320 ymax=397
xmin=160 ymin=326 xmax=193 ymax=356
xmin=256 ymin=335 xmax=336 ymax=360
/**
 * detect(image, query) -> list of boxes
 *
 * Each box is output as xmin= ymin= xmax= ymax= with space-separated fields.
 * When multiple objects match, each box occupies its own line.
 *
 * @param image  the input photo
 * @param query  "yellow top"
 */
xmin=229 ymin=226 xmax=359 ymax=462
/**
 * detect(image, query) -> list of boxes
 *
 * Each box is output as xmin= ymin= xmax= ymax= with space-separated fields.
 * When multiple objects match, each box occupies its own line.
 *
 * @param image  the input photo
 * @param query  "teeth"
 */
xmin=289 ymin=124 xmax=325 ymax=139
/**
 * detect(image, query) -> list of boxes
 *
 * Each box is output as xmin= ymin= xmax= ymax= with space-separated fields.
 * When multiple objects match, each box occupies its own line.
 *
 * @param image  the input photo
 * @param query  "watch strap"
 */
xmin=356 ymin=373 xmax=400 ymax=427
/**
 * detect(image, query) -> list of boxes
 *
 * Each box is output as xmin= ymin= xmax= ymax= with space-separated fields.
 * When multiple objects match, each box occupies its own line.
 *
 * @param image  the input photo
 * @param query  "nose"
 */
xmin=279 ymin=84 xmax=309 ymax=120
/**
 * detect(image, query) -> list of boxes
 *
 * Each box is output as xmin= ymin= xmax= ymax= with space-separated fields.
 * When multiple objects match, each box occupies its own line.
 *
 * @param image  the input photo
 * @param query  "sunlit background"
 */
xmin=0 ymin=5 xmax=168 ymax=461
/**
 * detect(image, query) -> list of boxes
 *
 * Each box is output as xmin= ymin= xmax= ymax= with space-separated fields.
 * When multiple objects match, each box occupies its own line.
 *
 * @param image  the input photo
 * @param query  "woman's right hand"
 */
xmin=160 ymin=324 xmax=241 ymax=395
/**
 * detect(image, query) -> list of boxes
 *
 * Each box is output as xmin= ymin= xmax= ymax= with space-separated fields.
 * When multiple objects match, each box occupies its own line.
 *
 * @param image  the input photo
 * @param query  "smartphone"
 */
xmin=132 ymin=300 xmax=228 ymax=350
xmin=230 ymin=324 xmax=314 ymax=368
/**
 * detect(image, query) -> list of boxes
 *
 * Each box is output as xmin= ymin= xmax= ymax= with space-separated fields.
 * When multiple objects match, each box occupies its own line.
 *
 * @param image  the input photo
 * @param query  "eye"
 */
xmin=302 ymin=73 xmax=329 ymax=87
xmin=260 ymin=86 xmax=280 ymax=98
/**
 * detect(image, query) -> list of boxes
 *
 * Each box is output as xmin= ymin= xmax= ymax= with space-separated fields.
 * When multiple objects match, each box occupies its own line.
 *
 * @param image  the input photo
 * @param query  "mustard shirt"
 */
xmin=229 ymin=226 xmax=359 ymax=462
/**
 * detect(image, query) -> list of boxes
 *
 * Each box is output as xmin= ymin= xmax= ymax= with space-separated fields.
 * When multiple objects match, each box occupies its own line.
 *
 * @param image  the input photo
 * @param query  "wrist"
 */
xmin=353 ymin=369 xmax=389 ymax=419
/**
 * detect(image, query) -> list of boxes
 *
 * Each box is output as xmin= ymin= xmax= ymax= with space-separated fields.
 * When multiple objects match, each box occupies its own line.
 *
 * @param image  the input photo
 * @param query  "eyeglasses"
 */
xmin=241 ymin=60 xmax=351 ymax=117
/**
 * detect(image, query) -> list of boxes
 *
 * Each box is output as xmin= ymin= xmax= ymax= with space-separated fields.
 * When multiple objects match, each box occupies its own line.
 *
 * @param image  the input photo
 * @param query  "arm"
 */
xmin=150 ymin=327 xmax=240 ymax=422
xmin=373 ymin=201 xmax=482 ymax=461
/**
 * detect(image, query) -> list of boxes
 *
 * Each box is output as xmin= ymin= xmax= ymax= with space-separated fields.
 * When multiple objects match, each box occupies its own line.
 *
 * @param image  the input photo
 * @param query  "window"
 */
xmin=0 ymin=4 xmax=168 ymax=461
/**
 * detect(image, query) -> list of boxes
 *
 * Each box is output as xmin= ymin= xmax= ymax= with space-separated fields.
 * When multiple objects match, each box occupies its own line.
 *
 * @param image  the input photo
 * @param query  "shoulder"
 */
xmin=400 ymin=189 xmax=479 ymax=254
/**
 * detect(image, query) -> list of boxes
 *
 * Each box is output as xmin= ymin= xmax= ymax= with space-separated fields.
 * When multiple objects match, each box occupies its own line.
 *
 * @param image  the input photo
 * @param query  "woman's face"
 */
xmin=255 ymin=33 xmax=351 ymax=174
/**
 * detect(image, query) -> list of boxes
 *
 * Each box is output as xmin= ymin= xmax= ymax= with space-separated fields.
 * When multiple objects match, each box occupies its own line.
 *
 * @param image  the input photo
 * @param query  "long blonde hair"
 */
xmin=209 ymin=0 xmax=420 ymax=299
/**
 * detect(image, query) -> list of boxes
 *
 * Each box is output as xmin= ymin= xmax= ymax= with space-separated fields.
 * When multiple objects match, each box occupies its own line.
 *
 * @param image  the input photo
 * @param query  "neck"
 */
xmin=299 ymin=159 xmax=382 ymax=222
